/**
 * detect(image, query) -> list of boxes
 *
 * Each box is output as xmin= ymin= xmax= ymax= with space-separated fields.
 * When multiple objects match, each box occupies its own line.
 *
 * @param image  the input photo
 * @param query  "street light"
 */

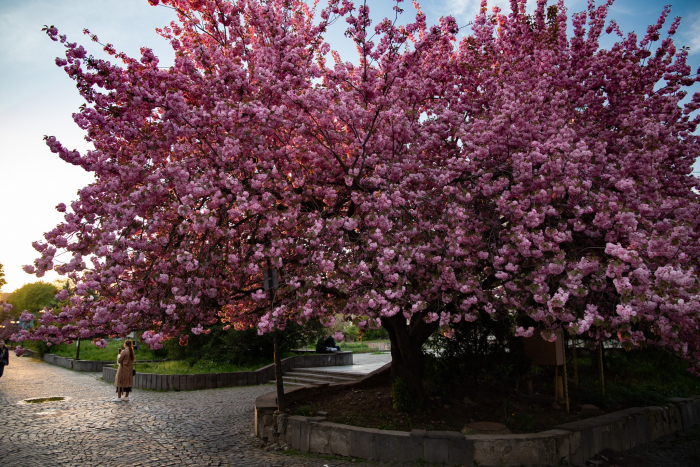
xmin=263 ymin=260 xmax=285 ymax=413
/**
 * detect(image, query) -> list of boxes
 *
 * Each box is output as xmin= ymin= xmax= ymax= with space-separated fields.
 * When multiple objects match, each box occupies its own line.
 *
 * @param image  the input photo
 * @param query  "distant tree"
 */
xmin=6 ymin=282 xmax=57 ymax=317
xmin=0 ymin=262 xmax=6 ymax=292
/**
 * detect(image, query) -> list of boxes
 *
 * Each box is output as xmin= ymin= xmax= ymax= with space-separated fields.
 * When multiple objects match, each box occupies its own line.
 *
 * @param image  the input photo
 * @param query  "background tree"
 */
xmin=0 ymin=262 xmax=6 ymax=292
xmin=16 ymin=0 xmax=700 ymax=400
xmin=6 ymin=282 xmax=57 ymax=318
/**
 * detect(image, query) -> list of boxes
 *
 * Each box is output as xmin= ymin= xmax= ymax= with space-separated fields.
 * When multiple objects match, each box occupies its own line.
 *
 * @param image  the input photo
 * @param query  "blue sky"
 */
xmin=0 ymin=0 xmax=699 ymax=293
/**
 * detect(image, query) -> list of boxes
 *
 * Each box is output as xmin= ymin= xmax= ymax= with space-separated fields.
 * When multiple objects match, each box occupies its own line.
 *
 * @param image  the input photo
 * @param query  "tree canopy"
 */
xmin=6 ymin=282 xmax=57 ymax=317
xmin=15 ymin=0 xmax=700 ymax=395
xmin=0 ymin=262 xmax=6 ymax=293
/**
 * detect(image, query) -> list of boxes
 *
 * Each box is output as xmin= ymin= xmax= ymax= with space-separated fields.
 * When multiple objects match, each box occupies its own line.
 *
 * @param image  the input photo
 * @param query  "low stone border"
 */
xmin=42 ymin=354 xmax=120 ymax=372
xmin=255 ymin=381 xmax=700 ymax=465
xmin=102 ymin=351 xmax=353 ymax=391
xmin=20 ymin=348 xmax=38 ymax=358
xmin=18 ymin=348 xmax=163 ymax=373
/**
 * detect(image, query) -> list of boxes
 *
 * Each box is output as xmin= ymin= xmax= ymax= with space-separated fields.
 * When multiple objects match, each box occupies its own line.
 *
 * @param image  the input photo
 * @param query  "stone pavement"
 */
xmin=3 ymin=353 xmax=700 ymax=467
xmin=0 ymin=354 xmax=401 ymax=467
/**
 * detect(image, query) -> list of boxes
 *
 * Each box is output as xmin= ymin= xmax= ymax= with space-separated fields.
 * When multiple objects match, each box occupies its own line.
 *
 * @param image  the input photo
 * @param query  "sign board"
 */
xmin=522 ymin=328 xmax=564 ymax=366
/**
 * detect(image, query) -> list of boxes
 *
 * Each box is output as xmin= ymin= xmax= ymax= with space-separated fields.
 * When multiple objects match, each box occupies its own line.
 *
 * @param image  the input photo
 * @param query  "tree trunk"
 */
xmin=381 ymin=312 xmax=439 ymax=402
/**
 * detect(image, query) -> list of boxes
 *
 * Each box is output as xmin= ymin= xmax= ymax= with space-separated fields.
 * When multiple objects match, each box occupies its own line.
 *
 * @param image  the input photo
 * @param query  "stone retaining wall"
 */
xmin=102 ymin=351 xmax=353 ymax=391
xmin=19 ymin=349 xmax=163 ymax=372
xmin=20 ymin=348 xmax=38 ymax=358
xmin=41 ymin=354 xmax=115 ymax=372
xmin=256 ymin=386 xmax=700 ymax=465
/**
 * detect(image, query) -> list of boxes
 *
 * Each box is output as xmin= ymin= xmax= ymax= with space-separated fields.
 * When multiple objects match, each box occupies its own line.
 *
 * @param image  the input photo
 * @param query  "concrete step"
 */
xmin=283 ymin=371 xmax=359 ymax=383
xmin=288 ymin=368 xmax=365 ymax=379
xmin=276 ymin=375 xmax=342 ymax=386
xmin=268 ymin=380 xmax=306 ymax=387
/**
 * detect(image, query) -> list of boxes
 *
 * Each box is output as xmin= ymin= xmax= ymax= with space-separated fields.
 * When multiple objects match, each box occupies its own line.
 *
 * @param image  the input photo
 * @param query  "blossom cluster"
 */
xmin=19 ymin=0 xmax=700 ymax=372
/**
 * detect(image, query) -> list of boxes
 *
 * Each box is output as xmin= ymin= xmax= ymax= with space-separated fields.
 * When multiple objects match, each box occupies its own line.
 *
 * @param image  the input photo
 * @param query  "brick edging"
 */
xmin=255 ymin=386 xmax=700 ymax=465
xmin=101 ymin=351 xmax=353 ymax=391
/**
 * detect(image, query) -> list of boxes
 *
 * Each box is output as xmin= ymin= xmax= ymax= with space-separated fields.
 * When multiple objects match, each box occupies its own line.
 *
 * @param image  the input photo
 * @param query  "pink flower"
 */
xmin=515 ymin=326 xmax=535 ymax=338
xmin=333 ymin=331 xmax=344 ymax=341
xmin=19 ymin=311 xmax=35 ymax=323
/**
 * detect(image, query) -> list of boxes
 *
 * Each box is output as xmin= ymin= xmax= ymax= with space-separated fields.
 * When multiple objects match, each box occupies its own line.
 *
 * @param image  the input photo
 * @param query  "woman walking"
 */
xmin=114 ymin=339 xmax=135 ymax=401
xmin=0 ymin=340 xmax=9 ymax=378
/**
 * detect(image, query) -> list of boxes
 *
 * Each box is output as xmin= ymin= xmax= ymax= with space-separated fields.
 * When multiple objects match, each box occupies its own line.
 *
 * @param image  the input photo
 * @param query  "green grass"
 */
xmin=339 ymin=340 xmax=390 ymax=353
xmin=133 ymin=359 xmax=272 ymax=375
xmin=45 ymin=339 xmax=162 ymax=361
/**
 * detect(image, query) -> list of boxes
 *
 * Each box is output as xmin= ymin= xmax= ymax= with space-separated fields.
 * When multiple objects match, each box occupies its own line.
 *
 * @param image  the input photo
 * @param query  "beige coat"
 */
xmin=114 ymin=349 xmax=134 ymax=388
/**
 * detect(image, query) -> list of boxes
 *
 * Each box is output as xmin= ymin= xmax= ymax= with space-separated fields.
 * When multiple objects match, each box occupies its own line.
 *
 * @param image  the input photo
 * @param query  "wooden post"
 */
xmin=598 ymin=343 xmax=605 ymax=396
xmin=524 ymin=375 xmax=533 ymax=395
xmin=571 ymin=337 xmax=578 ymax=389
xmin=555 ymin=366 xmax=564 ymax=399
xmin=75 ymin=339 xmax=81 ymax=360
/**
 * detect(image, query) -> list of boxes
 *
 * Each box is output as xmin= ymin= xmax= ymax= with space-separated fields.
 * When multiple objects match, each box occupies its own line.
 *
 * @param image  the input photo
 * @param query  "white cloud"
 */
xmin=426 ymin=0 xmax=588 ymax=25
xmin=433 ymin=0 xmax=513 ymax=23
xmin=681 ymin=13 xmax=700 ymax=55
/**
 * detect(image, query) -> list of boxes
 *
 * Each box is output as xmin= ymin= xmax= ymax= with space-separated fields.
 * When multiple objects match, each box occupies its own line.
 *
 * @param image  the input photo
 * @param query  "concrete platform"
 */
xmin=296 ymin=352 xmax=391 ymax=376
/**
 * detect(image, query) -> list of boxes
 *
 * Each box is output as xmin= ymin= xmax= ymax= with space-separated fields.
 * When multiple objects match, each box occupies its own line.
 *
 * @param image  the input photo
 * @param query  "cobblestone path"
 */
xmin=0 ymin=354 xmax=389 ymax=467
xmin=3 ymin=354 xmax=700 ymax=467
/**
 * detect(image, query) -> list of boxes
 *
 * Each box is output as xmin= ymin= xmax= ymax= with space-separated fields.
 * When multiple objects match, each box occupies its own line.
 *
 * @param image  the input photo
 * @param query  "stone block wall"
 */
xmin=256 ymin=385 xmax=700 ymax=466
xmin=102 ymin=351 xmax=353 ymax=391
xmin=41 ymin=354 xmax=114 ymax=372
xmin=268 ymin=414 xmax=569 ymax=466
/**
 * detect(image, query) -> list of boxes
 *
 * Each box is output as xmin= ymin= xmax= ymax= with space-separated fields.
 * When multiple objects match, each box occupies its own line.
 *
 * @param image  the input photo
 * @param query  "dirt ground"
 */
xmin=288 ymin=377 xmax=591 ymax=433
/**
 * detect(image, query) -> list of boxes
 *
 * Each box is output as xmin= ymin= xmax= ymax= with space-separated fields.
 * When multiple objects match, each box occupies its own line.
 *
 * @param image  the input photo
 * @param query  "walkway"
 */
xmin=2 ymin=353 xmax=699 ymax=467
xmin=0 ymin=354 xmax=391 ymax=467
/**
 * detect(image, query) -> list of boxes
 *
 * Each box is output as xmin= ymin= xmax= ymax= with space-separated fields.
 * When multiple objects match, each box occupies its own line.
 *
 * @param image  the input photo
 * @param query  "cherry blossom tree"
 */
xmin=15 ymin=0 xmax=700 ymax=399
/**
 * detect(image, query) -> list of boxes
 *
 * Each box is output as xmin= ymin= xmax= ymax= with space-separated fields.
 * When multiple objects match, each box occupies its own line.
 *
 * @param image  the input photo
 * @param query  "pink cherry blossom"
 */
xmin=15 ymin=0 xmax=700 ymax=396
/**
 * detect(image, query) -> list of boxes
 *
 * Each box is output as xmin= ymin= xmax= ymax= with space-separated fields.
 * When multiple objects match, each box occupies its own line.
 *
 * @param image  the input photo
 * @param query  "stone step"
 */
xmin=287 ymin=368 xmax=365 ymax=379
xmin=282 ymin=371 xmax=359 ymax=383
xmin=268 ymin=380 xmax=306 ymax=387
xmin=275 ymin=375 xmax=342 ymax=386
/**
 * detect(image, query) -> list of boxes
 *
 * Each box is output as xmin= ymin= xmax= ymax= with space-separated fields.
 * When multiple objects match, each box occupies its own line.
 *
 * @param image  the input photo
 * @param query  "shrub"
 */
xmin=423 ymin=313 xmax=530 ymax=394
xmin=164 ymin=320 xmax=326 ymax=365
xmin=391 ymin=377 xmax=413 ymax=413
xmin=361 ymin=326 xmax=389 ymax=341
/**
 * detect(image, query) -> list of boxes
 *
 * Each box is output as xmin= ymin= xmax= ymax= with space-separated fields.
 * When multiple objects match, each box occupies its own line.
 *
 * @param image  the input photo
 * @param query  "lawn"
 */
xmin=134 ymin=359 xmax=272 ymax=375
xmin=41 ymin=339 xmax=162 ymax=361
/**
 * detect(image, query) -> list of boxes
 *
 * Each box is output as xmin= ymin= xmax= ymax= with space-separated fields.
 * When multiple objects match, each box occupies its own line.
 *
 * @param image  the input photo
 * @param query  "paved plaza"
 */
xmin=2 ymin=353 xmax=700 ymax=467
xmin=0 ymin=354 xmax=393 ymax=467
xmin=297 ymin=353 xmax=391 ymax=376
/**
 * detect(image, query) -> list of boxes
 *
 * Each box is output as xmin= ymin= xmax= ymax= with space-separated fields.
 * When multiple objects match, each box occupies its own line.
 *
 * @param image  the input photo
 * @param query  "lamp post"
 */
xmin=264 ymin=260 xmax=285 ymax=412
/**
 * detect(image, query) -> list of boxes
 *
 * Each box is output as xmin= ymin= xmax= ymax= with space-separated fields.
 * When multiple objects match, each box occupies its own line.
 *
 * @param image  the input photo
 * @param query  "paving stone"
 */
xmin=0 ymin=355 xmax=402 ymax=467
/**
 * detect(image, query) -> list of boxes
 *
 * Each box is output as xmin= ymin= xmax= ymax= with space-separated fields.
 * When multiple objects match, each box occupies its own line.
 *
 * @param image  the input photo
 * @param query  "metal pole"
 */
xmin=266 ymin=256 xmax=285 ymax=412
xmin=273 ymin=329 xmax=285 ymax=412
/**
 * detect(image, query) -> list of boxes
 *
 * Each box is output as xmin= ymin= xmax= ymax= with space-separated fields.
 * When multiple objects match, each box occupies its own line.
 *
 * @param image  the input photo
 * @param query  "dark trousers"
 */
xmin=0 ymin=365 xmax=4 ymax=378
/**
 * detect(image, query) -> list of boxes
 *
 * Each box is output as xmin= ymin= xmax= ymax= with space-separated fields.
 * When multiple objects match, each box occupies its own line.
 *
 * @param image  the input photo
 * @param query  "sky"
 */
xmin=0 ymin=0 xmax=699 ymax=293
